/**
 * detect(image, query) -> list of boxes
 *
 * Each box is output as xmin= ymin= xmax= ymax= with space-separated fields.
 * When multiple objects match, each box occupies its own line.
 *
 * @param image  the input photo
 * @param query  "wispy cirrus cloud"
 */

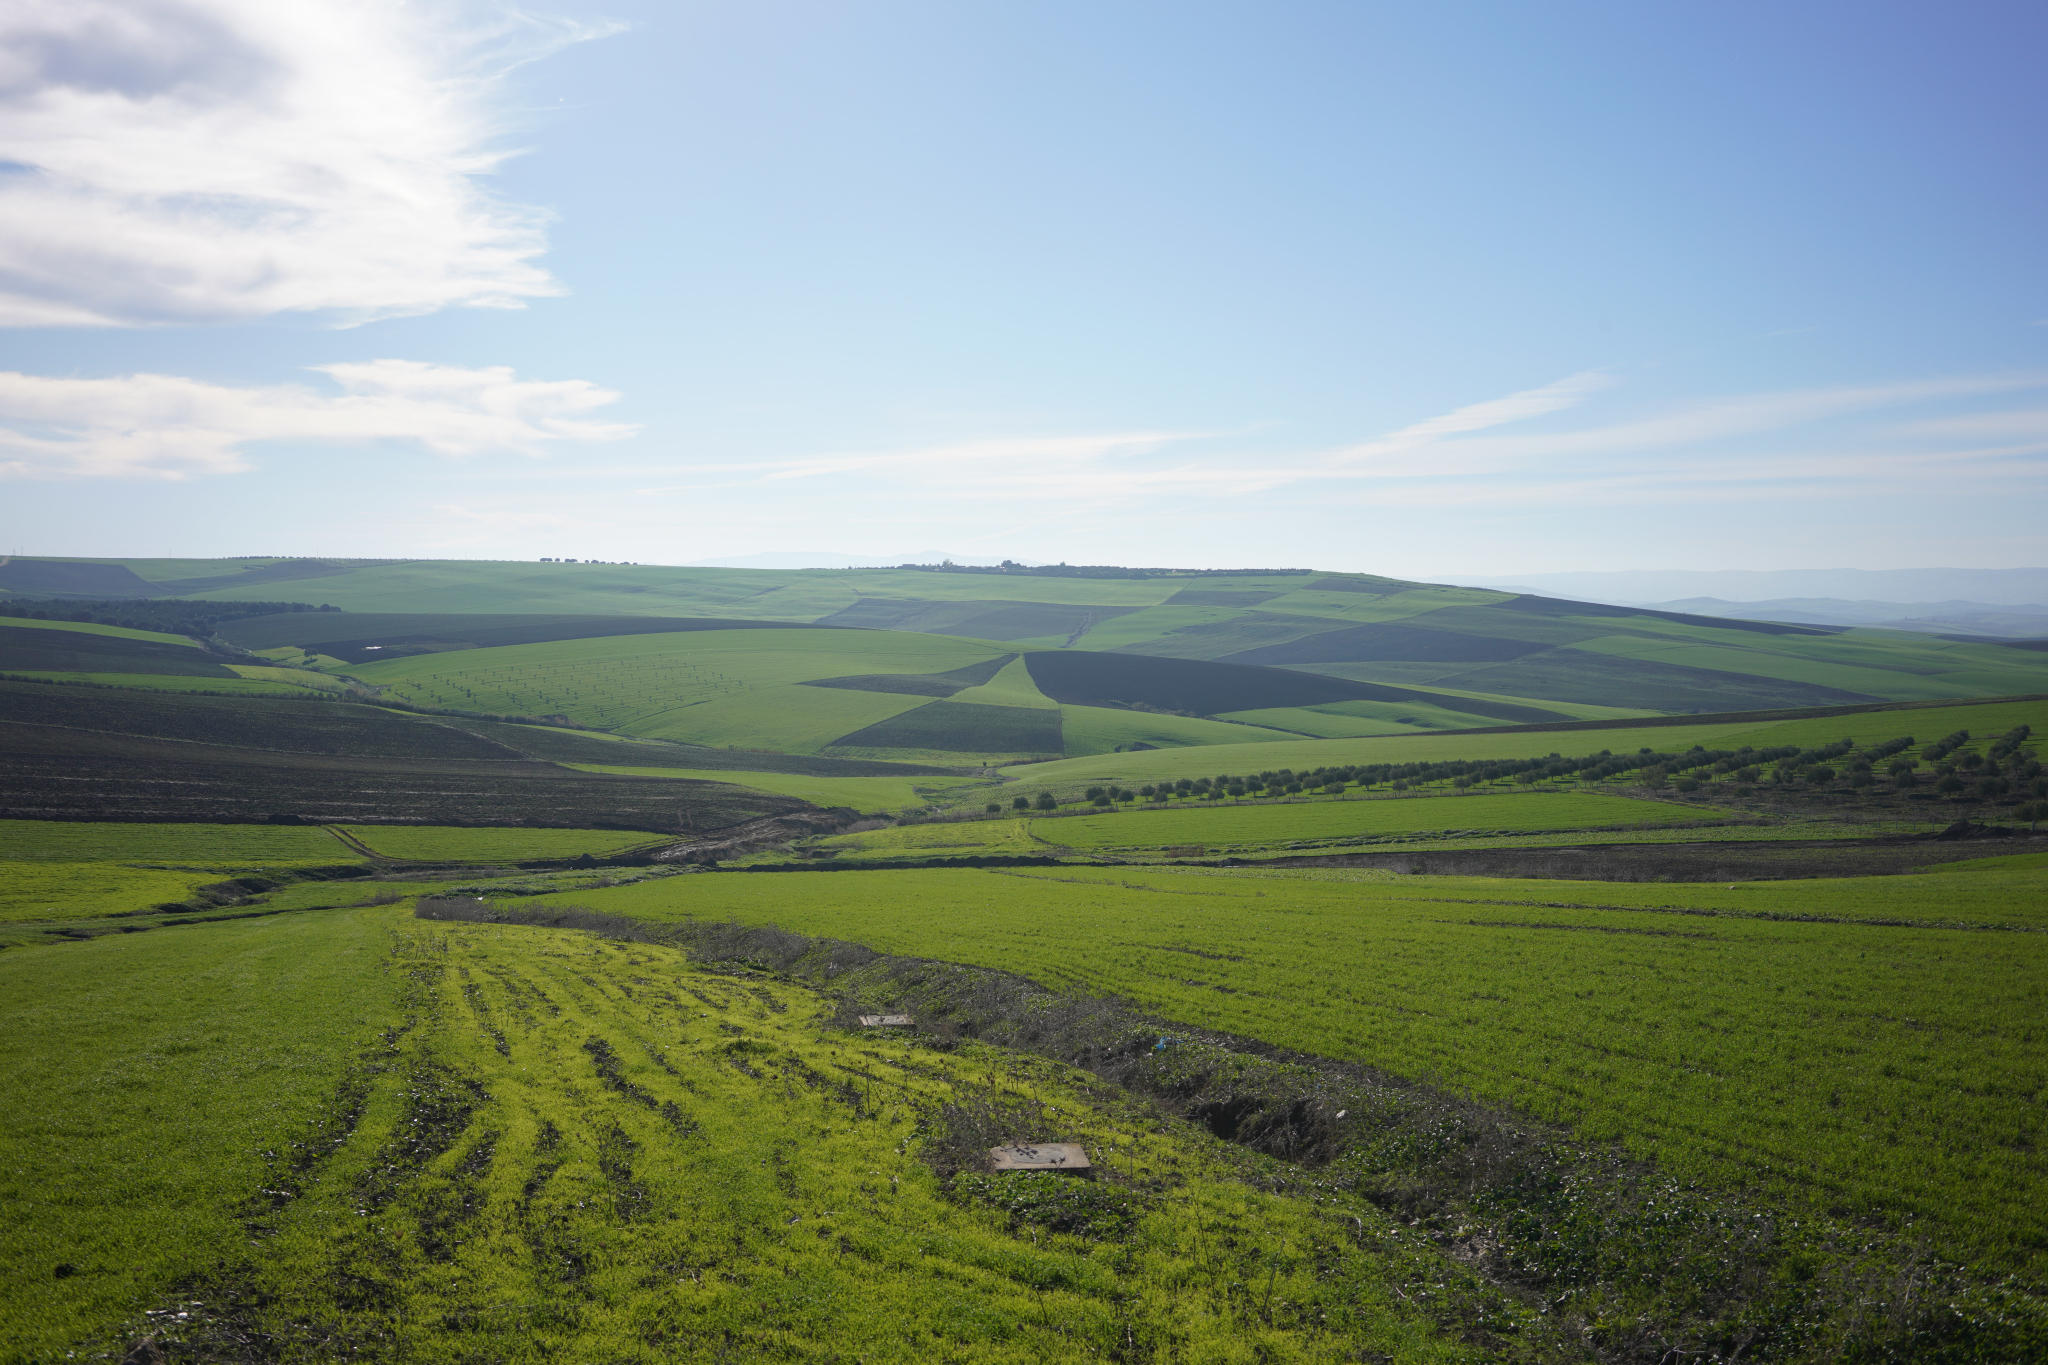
xmin=1351 ymin=372 xmax=2048 ymax=473
xmin=628 ymin=368 xmax=2048 ymax=517
xmin=0 ymin=360 xmax=636 ymax=479
xmin=0 ymin=0 xmax=615 ymax=327
xmin=1326 ymin=369 xmax=1615 ymax=465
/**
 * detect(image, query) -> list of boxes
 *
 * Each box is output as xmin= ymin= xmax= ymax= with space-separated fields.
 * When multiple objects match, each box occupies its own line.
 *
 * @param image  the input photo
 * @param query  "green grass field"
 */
xmin=993 ymin=722 xmax=1772 ymax=793
xmin=347 ymin=628 xmax=1009 ymax=752
xmin=537 ymin=862 xmax=2048 ymax=1284
xmin=226 ymin=664 xmax=354 ymax=691
xmin=1217 ymin=700 xmax=1510 ymax=738
xmin=798 ymin=817 xmax=1051 ymax=863
xmin=0 ymin=861 xmax=226 ymax=923
xmin=31 ymin=554 xmax=2048 ymax=721
xmin=0 ymin=820 xmax=355 ymax=865
xmin=1056 ymin=704 xmax=1302 ymax=755
xmin=0 ymin=905 xmax=1470 ymax=1363
xmin=566 ymin=764 xmax=988 ymax=813
xmin=0 ymin=617 xmax=212 ymax=648
xmin=12 ymin=555 xmax=2048 ymax=1359
xmin=797 ymin=813 xmax=1941 ymax=867
xmin=335 ymin=826 xmax=667 ymax=861
xmin=1030 ymin=792 xmax=1724 ymax=851
xmin=0 ymin=905 xmax=402 ymax=1357
xmin=3 ymin=671 xmax=326 ymax=696
xmin=987 ymin=692 xmax=2048 ymax=799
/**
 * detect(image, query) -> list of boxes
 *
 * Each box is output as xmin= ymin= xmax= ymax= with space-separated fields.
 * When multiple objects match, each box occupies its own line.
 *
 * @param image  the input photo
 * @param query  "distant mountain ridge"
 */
xmin=1635 ymin=597 xmax=2048 ymax=639
xmin=1473 ymin=567 xmax=2048 ymax=607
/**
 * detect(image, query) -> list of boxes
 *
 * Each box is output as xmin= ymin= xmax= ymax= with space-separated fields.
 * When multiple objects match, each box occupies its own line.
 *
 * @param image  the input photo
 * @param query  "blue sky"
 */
xmin=1 ymin=0 xmax=2043 ymax=577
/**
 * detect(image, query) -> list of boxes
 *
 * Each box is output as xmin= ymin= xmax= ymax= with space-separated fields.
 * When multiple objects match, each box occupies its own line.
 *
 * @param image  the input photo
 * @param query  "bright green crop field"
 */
xmin=794 ymin=813 xmax=1937 ymax=866
xmin=0 ymin=905 xmax=401 ymax=1358
xmin=536 ymin=863 xmax=2048 ymax=1283
xmin=0 ymin=861 xmax=221 ymax=923
xmin=1 ymin=905 xmax=1471 ymax=1364
xmin=1055 ymin=704 xmax=1290 ymax=754
xmin=0 ymin=820 xmax=355 ymax=866
xmin=566 ymin=764 xmax=987 ymax=813
xmin=3 ymin=671 xmax=323 ymax=696
xmin=346 ymin=628 xmax=1007 ymax=751
xmin=988 ymin=692 xmax=2048 ymax=798
xmin=225 ymin=664 xmax=354 ymax=692
xmin=1712 ymin=695 xmax=2048 ymax=752
xmin=1034 ymin=792 xmax=1720 ymax=851
xmin=993 ymin=723 xmax=1769 ymax=793
xmin=1 ymin=617 xmax=210 ymax=648
xmin=336 ymin=825 xmax=666 ymax=862
xmin=798 ymin=817 xmax=1051 ymax=863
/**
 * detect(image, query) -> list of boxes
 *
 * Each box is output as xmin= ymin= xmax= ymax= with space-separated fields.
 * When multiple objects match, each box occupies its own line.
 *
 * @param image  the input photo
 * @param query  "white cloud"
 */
xmin=0 ymin=0 xmax=613 ymax=327
xmin=626 ymin=369 xmax=2048 ymax=518
xmin=1366 ymin=372 xmax=2048 ymax=470
xmin=0 ymin=359 xmax=636 ymax=478
xmin=1891 ymin=408 xmax=2048 ymax=441
xmin=1328 ymin=369 xmax=1615 ymax=465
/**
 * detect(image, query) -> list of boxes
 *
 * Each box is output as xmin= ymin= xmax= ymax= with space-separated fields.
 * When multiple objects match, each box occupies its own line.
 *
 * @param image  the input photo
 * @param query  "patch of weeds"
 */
xmin=954 ymin=1171 xmax=1143 ymax=1240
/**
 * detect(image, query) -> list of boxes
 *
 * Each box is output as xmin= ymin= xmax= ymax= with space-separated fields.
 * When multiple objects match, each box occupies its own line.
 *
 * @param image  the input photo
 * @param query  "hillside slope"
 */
xmin=12 ymin=557 xmax=2048 ymax=732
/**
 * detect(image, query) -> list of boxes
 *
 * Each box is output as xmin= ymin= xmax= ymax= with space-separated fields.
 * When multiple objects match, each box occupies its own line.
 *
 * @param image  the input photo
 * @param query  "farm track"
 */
xmin=646 ymin=809 xmax=861 ymax=864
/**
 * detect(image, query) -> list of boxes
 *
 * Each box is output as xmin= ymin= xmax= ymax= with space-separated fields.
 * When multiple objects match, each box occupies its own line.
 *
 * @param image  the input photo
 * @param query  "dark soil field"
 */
xmin=829 ymin=699 xmax=1064 ymax=753
xmin=0 ymin=679 xmax=520 ymax=760
xmin=1255 ymin=831 xmax=2047 ymax=881
xmin=0 ymin=721 xmax=801 ymax=831
xmin=1026 ymin=648 xmax=1560 ymax=722
xmin=0 ymin=560 xmax=160 ymax=594
xmin=0 ymin=625 xmax=237 ymax=678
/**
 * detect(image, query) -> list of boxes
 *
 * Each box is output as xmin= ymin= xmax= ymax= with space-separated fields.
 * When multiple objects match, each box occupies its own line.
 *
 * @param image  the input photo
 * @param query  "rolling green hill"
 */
xmin=12 ymin=557 xmax=2048 ymax=766
xmin=240 ymin=623 xmax=1567 ymax=762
